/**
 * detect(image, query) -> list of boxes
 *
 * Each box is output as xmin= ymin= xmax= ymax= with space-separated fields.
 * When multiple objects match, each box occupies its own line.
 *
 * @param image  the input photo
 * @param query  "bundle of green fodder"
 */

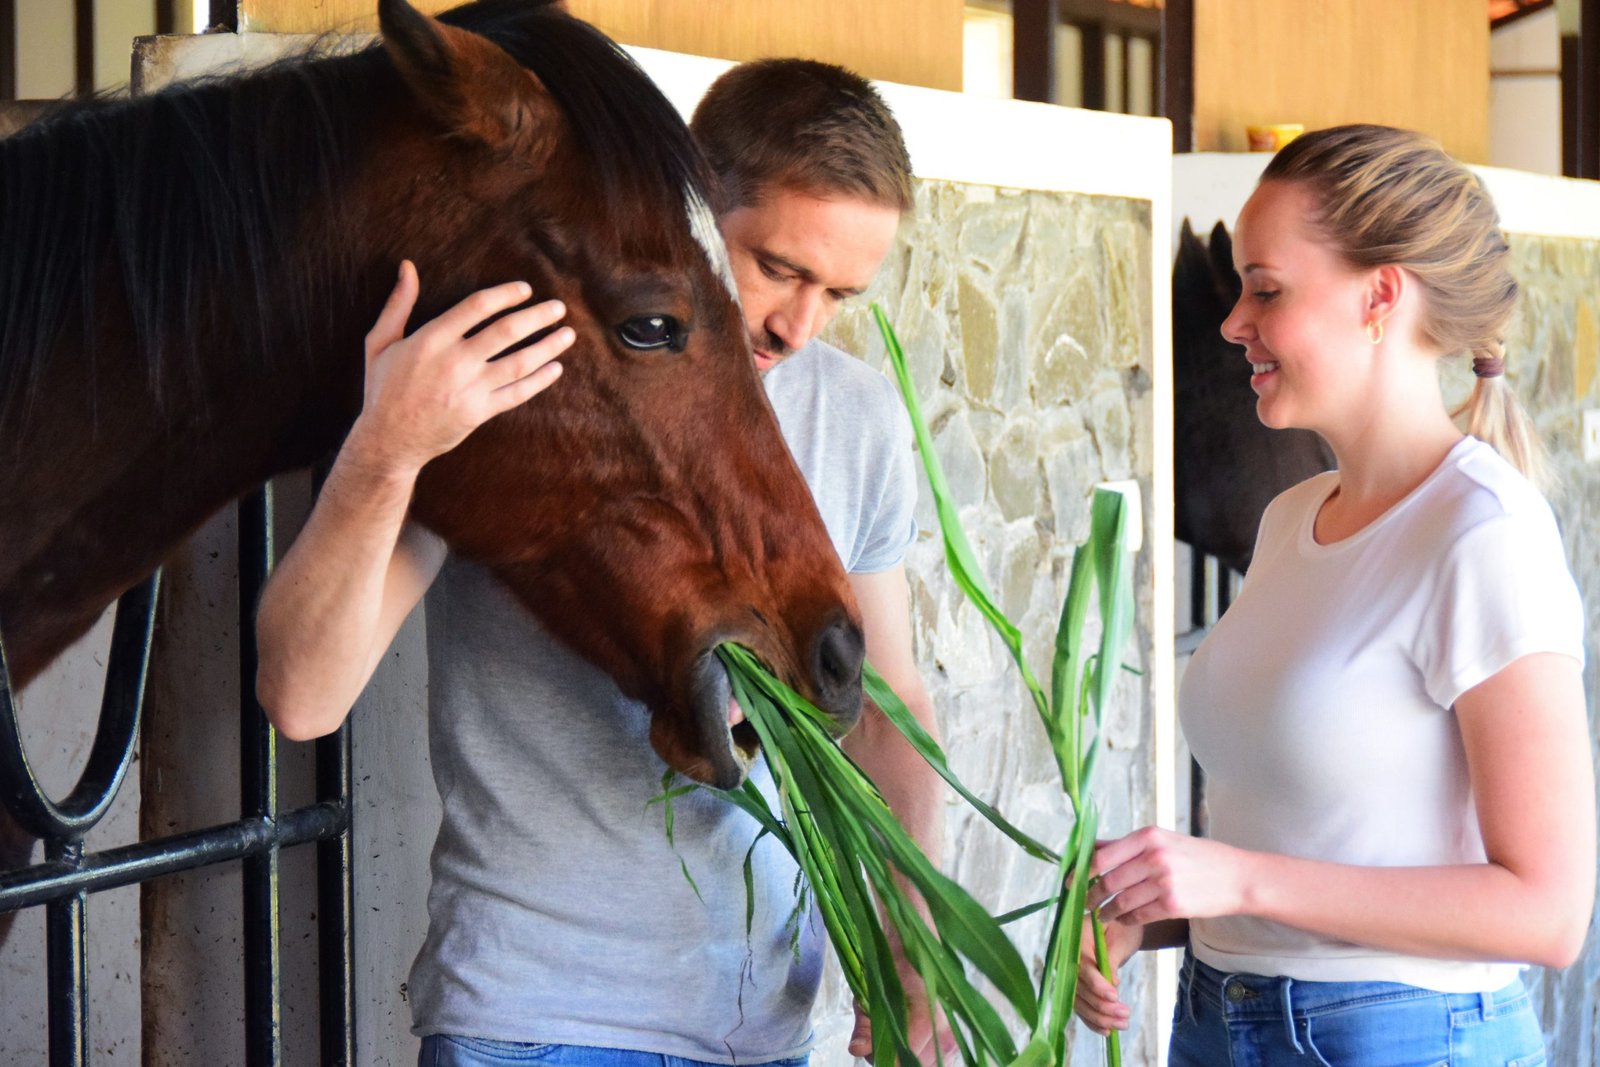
xmin=713 ymin=308 xmax=1136 ymax=1066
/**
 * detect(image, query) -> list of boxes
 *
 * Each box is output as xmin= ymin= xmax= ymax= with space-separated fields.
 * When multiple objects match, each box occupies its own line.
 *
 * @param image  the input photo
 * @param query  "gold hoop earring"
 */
xmin=1367 ymin=319 xmax=1384 ymax=345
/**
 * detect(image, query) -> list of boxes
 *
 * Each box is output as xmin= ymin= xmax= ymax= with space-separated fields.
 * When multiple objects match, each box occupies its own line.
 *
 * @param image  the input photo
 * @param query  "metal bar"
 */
xmin=317 ymin=726 xmax=355 ymax=1066
xmin=1079 ymin=20 xmax=1106 ymax=112
xmin=304 ymin=460 xmax=357 ymax=1066
xmin=0 ymin=804 xmax=348 ymax=913
xmin=73 ymin=0 xmax=93 ymax=97
xmin=0 ymin=575 xmax=158 ymax=841
xmin=45 ymin=839 xmax=87 ymax=1067
xmin=1012 ymin=0 xmax=1059 ymax=104
xmin=0 ymin=0 xmax=15 ymax=101
xmin=239 ymin=487 xmax=282 ymax=1066
xmin=1161 ymin=0 xmax=1195 ymax=151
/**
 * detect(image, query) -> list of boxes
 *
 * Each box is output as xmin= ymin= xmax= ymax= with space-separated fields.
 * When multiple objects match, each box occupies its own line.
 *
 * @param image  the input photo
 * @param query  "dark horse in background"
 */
xmin=0 ymin=0 xmax=866 ymax=919
xmin=1174 ymin=219 xmax=1334 ymax=576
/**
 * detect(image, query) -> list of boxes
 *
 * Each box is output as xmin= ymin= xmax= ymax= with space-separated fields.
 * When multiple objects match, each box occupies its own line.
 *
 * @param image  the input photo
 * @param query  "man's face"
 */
xmin=718 ymin=187 xmax=901 ymax=373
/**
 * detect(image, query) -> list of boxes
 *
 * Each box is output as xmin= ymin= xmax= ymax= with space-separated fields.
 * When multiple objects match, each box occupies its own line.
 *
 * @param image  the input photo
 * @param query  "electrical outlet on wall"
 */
xmin=1584 ymin=410 xmax=1600 ymax=464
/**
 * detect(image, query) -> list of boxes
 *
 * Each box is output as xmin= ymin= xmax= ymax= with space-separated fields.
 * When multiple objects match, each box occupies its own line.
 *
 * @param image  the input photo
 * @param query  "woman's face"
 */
xmin=1220 ymin=180 xmax=1377 ymax=435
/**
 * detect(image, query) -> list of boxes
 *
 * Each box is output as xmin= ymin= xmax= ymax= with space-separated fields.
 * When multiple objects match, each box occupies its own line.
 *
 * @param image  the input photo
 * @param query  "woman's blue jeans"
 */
xmin=418 ymin=1035 xmax=809 ymax=1067
xmin=1169 ymin=952 xmax=1545 ymax=1066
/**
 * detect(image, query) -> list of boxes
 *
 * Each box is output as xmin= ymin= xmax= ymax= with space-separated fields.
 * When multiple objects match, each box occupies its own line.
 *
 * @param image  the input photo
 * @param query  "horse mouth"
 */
xmin=684 ymin=652 xmax=759 ymax=790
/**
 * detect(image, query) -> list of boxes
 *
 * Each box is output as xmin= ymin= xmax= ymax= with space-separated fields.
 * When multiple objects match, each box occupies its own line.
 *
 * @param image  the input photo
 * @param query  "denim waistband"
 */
xmin=1180 ymin=951 xmax=1527 ymax=1023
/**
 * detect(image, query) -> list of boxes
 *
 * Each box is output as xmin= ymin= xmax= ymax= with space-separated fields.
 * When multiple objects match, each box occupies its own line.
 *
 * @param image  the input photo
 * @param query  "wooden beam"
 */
xmin=1192 ymin=0 xmax=1488 ymax=163
xmin=1013 ymin=0 xmax=1059 ymax=103
xmin=233 ymin=0 xmax=963 ymax=91
xmin=1162 ymin=0 xmax=1195 ymax=151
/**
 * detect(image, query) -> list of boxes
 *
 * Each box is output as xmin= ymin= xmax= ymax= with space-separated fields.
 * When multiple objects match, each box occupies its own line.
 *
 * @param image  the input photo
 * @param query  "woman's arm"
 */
xmin=1090 ymin=652 xmax=1594 ymax=968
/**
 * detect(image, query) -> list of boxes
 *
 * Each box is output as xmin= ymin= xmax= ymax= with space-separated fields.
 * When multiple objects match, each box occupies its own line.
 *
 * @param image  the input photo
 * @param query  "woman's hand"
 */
xmin=346 ymin=260 xmax=574 ymax=479
xmin=1073 ymin=911 xmax=1142 ymax=1035
xmin=1088 ymin=827 xmax=1252 ymax=927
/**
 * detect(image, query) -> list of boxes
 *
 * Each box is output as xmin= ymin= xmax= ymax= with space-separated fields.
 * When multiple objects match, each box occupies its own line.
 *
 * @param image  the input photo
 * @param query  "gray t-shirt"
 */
xmin=409 ymin=340 xmax=918 ymax=1062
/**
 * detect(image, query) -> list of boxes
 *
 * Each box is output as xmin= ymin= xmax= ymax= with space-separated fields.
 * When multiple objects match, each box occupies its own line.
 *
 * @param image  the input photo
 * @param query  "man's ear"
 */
xmin=378 ymin=0 xmax=562 ymax=165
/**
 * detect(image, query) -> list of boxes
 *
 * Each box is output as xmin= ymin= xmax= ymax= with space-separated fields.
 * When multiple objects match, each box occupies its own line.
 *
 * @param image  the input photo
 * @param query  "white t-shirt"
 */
xmin=1181 ymin=436 xmax=1585 ymax=991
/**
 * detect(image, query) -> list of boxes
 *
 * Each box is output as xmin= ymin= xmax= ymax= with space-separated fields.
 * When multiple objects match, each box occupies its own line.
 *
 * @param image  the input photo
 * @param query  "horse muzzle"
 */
xmin=657 ymin=613 xmax=865 ymax=791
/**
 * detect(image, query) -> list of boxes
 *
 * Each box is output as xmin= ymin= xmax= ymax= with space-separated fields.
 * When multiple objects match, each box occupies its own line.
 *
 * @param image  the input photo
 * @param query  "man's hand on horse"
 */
xmin=347 ymin=260 xmax=574 ymax=479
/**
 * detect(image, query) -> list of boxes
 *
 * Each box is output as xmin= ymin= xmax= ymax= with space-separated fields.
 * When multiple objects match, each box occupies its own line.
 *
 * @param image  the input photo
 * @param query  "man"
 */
xmin=256 ymin=57 xmax=948 ymax=1066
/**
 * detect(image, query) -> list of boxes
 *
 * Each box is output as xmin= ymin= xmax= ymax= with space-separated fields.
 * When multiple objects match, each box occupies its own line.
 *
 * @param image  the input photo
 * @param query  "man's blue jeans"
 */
xmin=1169 ymin=951 xmax=1546 ymax=1066
xmin=418 ymin=1036 xmax=810 ymax=1067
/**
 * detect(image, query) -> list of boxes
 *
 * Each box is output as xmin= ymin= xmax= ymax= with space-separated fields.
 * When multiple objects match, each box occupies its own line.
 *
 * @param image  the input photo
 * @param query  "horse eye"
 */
xmin=616 ymin=315 xmax=683 ymax=352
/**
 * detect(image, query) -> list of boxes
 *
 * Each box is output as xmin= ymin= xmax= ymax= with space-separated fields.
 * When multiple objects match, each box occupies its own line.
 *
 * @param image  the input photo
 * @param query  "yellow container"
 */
xmin=1246 ymin=123 xmax=1305 ymax=151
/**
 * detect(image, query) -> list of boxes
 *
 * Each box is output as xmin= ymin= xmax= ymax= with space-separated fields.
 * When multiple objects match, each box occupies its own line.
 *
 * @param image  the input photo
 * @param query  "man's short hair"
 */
xmin=690 ymin=58 xmax=914 ymax=214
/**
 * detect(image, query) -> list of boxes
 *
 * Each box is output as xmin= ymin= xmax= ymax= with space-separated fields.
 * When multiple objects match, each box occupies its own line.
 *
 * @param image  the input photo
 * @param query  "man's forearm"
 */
xmin=254 ymin=435 xmax=427 ymax=739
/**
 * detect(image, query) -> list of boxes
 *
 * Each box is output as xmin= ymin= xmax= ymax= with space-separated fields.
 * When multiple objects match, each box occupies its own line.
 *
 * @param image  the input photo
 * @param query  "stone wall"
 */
xmin=808 ymin=178 xmax=1161 ymax=1065
xmin=1492 ymin=233 xmax=1600 ymax=1065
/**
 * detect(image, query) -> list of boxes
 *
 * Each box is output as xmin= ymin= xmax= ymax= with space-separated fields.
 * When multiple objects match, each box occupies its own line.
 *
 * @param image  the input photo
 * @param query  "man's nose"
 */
xmin=770 ymin=287 xmax=826 ymax=351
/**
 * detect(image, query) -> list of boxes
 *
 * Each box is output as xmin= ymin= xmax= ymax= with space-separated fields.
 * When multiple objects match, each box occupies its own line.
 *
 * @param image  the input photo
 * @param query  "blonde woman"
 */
xmin=1078 ymin=125 xmax=1593 ymax=1064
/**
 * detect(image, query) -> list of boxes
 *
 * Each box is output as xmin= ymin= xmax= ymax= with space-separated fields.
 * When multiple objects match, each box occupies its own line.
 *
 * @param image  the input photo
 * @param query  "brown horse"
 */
xmin=1173 ymin=220 xmax=1334 ymax=574
xmin=0 ymin=0 xmax=863 ymax=823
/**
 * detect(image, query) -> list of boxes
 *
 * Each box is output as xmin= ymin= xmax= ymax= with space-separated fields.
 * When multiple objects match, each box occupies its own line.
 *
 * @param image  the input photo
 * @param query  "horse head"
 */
xmin=1173 ymin=219 xmax=1333 ymax=574
xmin=371 ymin=0 xmax=864 ymax=787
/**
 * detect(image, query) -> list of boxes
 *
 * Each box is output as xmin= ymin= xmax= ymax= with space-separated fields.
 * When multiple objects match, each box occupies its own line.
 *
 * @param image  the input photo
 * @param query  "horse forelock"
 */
xmin=685 ymin=190 xmax=740 ymax=304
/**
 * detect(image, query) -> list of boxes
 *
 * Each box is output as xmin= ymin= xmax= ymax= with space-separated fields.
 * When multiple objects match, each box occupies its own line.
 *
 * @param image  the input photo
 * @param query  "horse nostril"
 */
xmin=814 ymin=616 xmax=865 ymax=700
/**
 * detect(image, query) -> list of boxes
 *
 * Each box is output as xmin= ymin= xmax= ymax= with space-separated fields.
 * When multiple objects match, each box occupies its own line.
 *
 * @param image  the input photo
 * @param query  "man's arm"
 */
xmin=840 ymin=564 xmax=942 ymax=865
xmin=255 ymin=261 xmax=572 ymax=739
xmin=839 ymin=563 xmax=956 ymax=1061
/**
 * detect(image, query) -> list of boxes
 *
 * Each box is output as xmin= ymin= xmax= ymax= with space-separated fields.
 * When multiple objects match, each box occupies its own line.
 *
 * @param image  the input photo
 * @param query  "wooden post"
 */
xmin=1013 ymin=0 xmax=1059 ymax=103
xmin=1562 ymin=0 xmax=1600 ymax=178
xmin=1162 ymin=0 xmax=1195 ymax=151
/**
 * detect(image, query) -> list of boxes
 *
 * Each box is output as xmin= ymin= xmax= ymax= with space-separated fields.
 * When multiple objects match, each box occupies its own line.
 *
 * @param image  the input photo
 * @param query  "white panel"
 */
xmin=961 ymin=7 xmax=1012 ymax=99
xmin=1490 ymin=76 xmax=1562 ymax=177
xmin=15 ymin=0 xmax=75 ymax=99
xmin=95 ymin=0 xmax=156 ymax=92
xmin=1491 ymin=5 xmax=1559 ymax=68
xmin=1129 ymin=35 xmax=1155 ymax=117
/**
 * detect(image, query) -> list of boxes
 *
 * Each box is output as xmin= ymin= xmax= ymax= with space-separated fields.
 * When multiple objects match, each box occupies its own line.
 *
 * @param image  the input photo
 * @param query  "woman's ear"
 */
xmin=1365 ymin=264 xmax=1409 ymax=331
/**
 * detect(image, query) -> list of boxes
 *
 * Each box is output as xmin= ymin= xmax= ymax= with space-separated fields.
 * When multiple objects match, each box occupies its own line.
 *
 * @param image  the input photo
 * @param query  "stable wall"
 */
xmin=1192 ymin=0 xmax=1489 ymax=162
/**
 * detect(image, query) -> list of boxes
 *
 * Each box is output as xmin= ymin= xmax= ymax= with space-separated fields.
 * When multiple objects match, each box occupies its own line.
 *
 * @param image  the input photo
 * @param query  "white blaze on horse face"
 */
xmin=686 ymin=191 xmax=740 ymax=305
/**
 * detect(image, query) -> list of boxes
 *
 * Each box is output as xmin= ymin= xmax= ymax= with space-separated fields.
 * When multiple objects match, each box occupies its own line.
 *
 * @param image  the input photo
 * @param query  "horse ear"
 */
xmin=1207 ymin=221 xmax=1239 ymax=303
xmin=378 ymin=0 xmax=559 ymax=162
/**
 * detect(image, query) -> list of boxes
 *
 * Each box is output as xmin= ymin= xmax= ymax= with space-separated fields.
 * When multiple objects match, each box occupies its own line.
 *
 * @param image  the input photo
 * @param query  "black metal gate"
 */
xmin=1176 ymin=544 xmax=1240 ymax=838
xmin=0 ymin=487 xmax=355 ymax=1067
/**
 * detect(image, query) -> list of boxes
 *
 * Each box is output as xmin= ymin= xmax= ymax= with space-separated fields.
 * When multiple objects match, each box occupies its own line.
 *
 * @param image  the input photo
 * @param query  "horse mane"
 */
xmin=0 ymin=0 xmax=715 ymax=432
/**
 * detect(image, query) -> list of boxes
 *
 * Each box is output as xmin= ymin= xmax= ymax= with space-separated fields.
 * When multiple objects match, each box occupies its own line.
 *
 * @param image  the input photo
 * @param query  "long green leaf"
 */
xmin=863 ymin=663 xmax=1058 ymax=864
xmin=873 ymin=304 xmax=1052 ymax=728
